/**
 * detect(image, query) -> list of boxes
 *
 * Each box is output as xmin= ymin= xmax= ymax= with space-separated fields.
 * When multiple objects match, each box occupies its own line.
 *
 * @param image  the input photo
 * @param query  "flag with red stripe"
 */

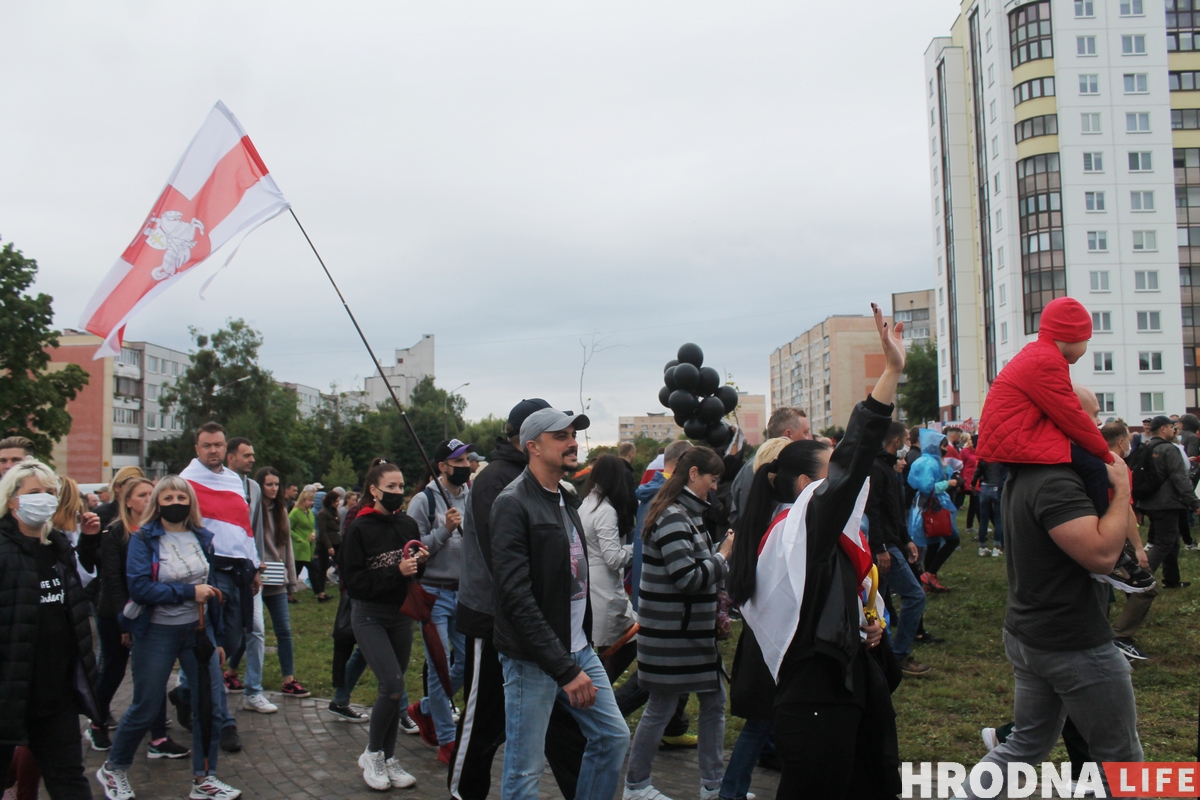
xmin=181 ymin=458 xmax=259 ymax=566
xmin=80 ymin=101 xmax=289 ymax=357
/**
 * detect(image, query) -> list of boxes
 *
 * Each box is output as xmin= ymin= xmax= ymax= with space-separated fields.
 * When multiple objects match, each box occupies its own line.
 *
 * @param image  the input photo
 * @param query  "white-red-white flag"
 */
xmin=80 ymin=101 xmax=289 ymax=357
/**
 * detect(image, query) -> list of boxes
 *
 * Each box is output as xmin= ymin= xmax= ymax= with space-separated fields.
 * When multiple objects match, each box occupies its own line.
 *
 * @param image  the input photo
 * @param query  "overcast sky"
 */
xmin=1 ymin=2 xmax=957 ymax=445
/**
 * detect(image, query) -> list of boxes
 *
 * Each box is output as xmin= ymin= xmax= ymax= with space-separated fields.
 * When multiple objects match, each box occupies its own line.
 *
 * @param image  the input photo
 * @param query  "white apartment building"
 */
xmin=926 ymin=0 xmax=1190 ymax=421
xmin=362 ymin=334 xmax=436 ymax=410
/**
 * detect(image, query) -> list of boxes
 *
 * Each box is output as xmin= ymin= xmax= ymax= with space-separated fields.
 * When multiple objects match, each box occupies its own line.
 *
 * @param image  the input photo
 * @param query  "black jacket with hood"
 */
xmin=865 ymin=450 xmax=911 ymax=555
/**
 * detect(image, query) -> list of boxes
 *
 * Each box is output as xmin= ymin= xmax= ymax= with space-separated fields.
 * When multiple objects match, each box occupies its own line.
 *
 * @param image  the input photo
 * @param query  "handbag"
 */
xmin=332 ymin=591 xmax=355 ymax=643
xmin=922 ymin=496 xmax=954 ymax=539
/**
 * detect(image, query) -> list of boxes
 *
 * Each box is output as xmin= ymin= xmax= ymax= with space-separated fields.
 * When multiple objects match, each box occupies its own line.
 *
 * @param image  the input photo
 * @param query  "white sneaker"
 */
xmin=358 ymin=749 xmax=391 ymax=791
xmin=384 ymin=757 xmax=417 ymax=788
xmin=189 ymin=776 xmax=242 ymax=799
xmin=981 ymin=727 xmax=999 ymax=751
xmin=991 ymin=547 xmax=1003 ymax=558
xmin=242 ymin=693 xmax=278 ymax=714
xmin=978 ymin=547 xmax=989 ymax=557
xmin=96 ymin=764 xmax=136 ymax=800
xmin=624 ymin=786 xmax=674 ymax=800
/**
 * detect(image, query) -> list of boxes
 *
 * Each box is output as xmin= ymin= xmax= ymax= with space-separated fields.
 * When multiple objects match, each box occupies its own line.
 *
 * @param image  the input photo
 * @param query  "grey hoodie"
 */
xmin=406 ymin=480 xmax=469 ymax=585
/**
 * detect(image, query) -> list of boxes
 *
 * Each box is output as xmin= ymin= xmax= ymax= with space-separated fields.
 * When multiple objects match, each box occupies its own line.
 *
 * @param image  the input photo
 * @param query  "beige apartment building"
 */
xmin=618 ymin=392 xmax=766 ymax=446
xmin=769 ymin=315 xmax=894 ymax=432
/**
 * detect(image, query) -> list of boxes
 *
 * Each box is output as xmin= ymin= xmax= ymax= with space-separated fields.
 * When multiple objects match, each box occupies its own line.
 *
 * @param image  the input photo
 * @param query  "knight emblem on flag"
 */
xmin=144 ymin=210 xmax=206 ymax=280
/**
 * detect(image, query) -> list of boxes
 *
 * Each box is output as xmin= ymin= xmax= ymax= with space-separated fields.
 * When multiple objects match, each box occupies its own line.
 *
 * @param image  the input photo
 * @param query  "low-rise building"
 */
xmin=362 ymin=334 xmax=435 ymax=410
xmin=618 ymin=392 xmax=766 ymax=447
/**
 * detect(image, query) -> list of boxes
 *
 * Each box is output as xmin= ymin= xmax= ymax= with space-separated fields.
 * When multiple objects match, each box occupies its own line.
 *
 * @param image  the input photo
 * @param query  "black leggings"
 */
xmin=773 ymin=702 xmax=893 ymax=799
xmin=352 ymin=601 xmax=413 ymax=758
xmin=965 ymin=491 xmax=980 ymax=529
xmin=924 ymin=533 xmax=960 ymax=575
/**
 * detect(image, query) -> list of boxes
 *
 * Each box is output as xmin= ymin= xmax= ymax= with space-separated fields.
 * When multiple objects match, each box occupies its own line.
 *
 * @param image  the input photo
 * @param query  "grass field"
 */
xmin=266 ymin=513 xmax=1200 ymax=760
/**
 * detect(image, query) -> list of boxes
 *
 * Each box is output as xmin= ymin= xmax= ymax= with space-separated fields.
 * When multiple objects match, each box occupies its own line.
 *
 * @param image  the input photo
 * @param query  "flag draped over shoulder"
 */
xmin=180 ymin=459 xmax=258 ymax=566
xmin=80 ymin=101 xmax=289 ymax=357
xmin=741 ymin=477 xmax=871 ymax=681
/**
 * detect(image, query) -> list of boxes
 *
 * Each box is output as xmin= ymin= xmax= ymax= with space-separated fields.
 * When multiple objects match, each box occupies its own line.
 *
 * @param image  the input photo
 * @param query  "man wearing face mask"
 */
xmin=405 ymin=438 xmax=474 ymax=763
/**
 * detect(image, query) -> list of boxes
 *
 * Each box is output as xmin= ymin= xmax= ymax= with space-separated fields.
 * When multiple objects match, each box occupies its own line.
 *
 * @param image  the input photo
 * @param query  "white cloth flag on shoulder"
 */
xmin=741 ymin=477 xmax=871 ymax=682
xmin=80 ymin=101 xmax=289 ymax=357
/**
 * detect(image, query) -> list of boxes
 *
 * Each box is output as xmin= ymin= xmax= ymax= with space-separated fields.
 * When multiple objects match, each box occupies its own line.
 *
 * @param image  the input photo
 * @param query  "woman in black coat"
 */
xmin=0 ymin=459 xmax=100 ymax=799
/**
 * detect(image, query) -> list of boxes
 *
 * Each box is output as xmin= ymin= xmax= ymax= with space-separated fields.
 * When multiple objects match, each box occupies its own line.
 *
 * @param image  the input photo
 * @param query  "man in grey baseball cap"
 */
xmin=519 ymin=408 xmax=591 ymax=450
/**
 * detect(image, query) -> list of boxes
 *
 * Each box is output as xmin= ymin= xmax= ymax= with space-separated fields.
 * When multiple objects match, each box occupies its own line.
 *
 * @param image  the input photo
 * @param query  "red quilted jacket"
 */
xmin=976 ymin=338 xmax=1114 ymax=465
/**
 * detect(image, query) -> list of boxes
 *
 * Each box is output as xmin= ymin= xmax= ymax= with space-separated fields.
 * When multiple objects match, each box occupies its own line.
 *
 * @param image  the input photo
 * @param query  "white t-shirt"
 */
xmin=561 ymin=495 xmax=589 ymax=653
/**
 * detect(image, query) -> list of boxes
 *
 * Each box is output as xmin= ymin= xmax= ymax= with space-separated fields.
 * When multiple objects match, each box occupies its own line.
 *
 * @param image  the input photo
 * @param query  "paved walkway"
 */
xmin=72 ymin=675 xmax=781 ymax=799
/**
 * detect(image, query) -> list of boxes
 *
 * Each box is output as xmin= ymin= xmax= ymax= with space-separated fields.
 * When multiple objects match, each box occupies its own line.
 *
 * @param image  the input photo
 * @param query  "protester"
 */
xmin=623 ymin=446 xmax=731 ymax=800
xmin=315 ymin=491 xmax=342 ymax=602
xmin=728 ymin=408 xmax=811 ymax=528
xmin=406 ymin=438 xmax=474 ymax=764
xmin=341 ymin=460 xmax=427 ymax=791
xmin=94 ymin=466 xmax=143 ymax=532
xmin=868 ymin=421 xmax=929 ymax=677
xmin=288 ymin=487 xmax=316 ymax=603
xmin=338 ymin=491 xmax=357 ymax=529
xmin=907 ymin=428 xmax=959 ymax=592
xmin=220 ymin=437 xmax=263 ymax=697
xmin=960 ymin=434 xmax=979 ymax=534
xmin=578 ymin=455 xmax=636 ymax=682
xmin=971 ymin=458 xmax=1008 ymax=557
xmin=450 ymin=398 xmax=588 ymax=800
xmin=616 ymin=442 xmax=640 ymax=519
xmin=284 ymin=483 xmax=298 ymax=511
xmin=97 ymin=476 xmax=242 ymax=800
xmin=0 ymin=460 xmax=99 ymax=799
xmin=0 ymin=436 xmax=34 ymax=476
xmin=51 ymin=476 xmax=100 ymax=589
xmin=741 ymin=304 xmax=904 ymax=798
xmin=491 ymin=406 xmax=629 ymax=800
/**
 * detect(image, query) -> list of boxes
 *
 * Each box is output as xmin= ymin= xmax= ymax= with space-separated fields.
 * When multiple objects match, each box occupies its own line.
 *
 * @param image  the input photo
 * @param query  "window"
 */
xmin=996 ymin=209 xmax=1003 ymax=230
xmin=113 ymin=408 xmax=141 ymax=425
xmin=1127 ymin=112 xmax=1151 ymax=132
xmin=1087 ymin=231 xmax=1108 ymax=251
xmin=1169 ymin=71 xmax=1200 ymax=91
xmin=1080 ymin=74 xmax=1099 ymax=94
xmin=1017 ymin=152 xmax=1066 ymax=334
xmin=1172 ymin=109 xmax=1200 ymax=129
xmin=939 ymin=287 xmax=945 ymax=305
xmin=1085 ymin=191 xmax=1106 ymax=211
xmin=1077 ymin=36 xmax=1096 ymax=56
xmin=1013 ymin=76 xmax=1056 ymax=106
xmin=940 ymin=317 xmax=946 ymax=335
xmin=147 ymin=356 xmax=159 ymax=373
xmin=929 ymin=79 xmax=934 ymax=97
xmin=997 ymin=246 xmax=1005 ymax=268
xmin=1133 ymin=231 xmax=1158 ymax=251
xmin=941 ymin=349 xmax=947 ymax=367
xmin=1097 ymin=392 xmax=1116 ymax=413
xmin=986 ymin=29 xmax=993 ymax=51
xmin=146 ymin=384 xmax=158 ymax=401
xmin=999 ymin=283 xmax=1008 ymax=305
xmin=937 ymin=256 xmax=943 ymax=275
xmin=930 ymin=108 xmax=935 ymax=127
xmin=990 ymin=99 xmax=997 ymax=121
xmin=1075 ymin=0 xmax=1093 ymax=16
xmin=116 ymin=348 xmax=141 ymax=367
xmin=1094 ymin=351 xmax=1114 ymax=372
xmin=1083 ymin=152 xmax=1103 ymax=172
xmin=992 ymin=136 xmax=999 ymax=158
xmin=1090 ymin=270 xmax=1110 ymax=291
xmin=933 ymin=196 xmax=940 ymax=215
xmin=1123 ymin=73 xmax=1149 ymax=93
xmin=112 ymin=439 xmax=141 ymax=457
xmin=994 ymin=173 xmax=1001 ymax=194
xmin=1131 ymin=190 xmax=1155 ymax=210
xmin=1135 ymin=270 xmax=1159 ymax=290
xmin=1011 ymin=3 xmax=1054 ymax=68
xmin=1139 ymin=351 xmax=1164 ymax=371
xmin=932 ymin=137 xmax=938 ymax=156
xmin=1015 ymin=114 xmax=1059 ymax=142
xmin=1129 ymin=151 xmax=1152 ymax=171
xmin=1093 ymin=311 xmax=1113 ymax=331
xmin=146 ymin=413 xmax=156 ymax=430
xmin=988 ymin=64 xmax=995 ymax=86
xmin=936 ymin=226 xmax=941 ymax=244
xmin=1122 ymin=35 xmax=1147 ymax=55
xmin=1081 ymin=113 xmax=1101 ymax=133
xmin=1120 ymin=0 xmax=1144 ymax=14
xmin=1141 ymin=392 xmax=1165 ymax=413
xmin=1137 ymin=310 xmax=1162 ymax=331
xmin=1000 ymin=321 xmax=1009 ymax=343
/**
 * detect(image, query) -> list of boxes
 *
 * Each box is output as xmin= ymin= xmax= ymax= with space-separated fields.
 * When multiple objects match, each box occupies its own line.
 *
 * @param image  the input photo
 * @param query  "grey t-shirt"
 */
xmin=150 ymin=531 xmax=209 ymax=625
xmin=562 ymin=494 xmax=590 ymax=654
xmin=1003 ymin=465 xmax=1110 ymax=651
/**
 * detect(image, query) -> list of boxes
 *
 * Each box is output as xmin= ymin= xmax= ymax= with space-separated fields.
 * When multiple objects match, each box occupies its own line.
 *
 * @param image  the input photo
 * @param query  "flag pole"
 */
xmin=289 ymin=208 xmax=450 ymax=504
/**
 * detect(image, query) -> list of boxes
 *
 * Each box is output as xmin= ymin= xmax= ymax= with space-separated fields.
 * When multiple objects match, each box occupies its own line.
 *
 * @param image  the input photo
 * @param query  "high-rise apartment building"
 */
xmin=618 ymin=393 xmax=766 ymax=446
xmin=926 ymin=0 xmax=1190 ymax=421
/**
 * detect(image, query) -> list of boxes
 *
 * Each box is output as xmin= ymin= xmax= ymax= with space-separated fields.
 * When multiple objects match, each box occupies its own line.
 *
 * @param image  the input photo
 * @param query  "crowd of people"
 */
xmin=0 ymin=296 xmax=1194 ymax=799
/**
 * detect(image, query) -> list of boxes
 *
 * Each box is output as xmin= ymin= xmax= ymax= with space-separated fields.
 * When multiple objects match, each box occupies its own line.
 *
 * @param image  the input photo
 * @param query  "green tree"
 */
xmin=0 ymin=242 xmax=89 ymax=459
xmin=321 ymin=452 xmax=358 ymax=489
xmin=459 ymin=415 xmax=507 ymax=460
xmin=819 ymin=425 xmax=845 ymax=441
xmin=898 ymin=338 xmax=939 ymax=424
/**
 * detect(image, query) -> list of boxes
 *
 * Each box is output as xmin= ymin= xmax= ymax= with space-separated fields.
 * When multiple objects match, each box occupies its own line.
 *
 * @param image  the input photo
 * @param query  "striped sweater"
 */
xmin=636 ymin=489 xmax=728 ymax=694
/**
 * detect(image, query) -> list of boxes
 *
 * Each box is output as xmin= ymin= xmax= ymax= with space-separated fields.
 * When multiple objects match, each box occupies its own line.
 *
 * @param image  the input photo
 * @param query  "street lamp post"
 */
xmin=444 ymin=382 xmax=470 ymax=440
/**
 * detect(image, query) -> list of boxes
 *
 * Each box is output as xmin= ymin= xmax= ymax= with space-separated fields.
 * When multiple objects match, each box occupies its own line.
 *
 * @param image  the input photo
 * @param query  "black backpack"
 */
xmin=1130 ymin=440 xmax=1170 ymax=502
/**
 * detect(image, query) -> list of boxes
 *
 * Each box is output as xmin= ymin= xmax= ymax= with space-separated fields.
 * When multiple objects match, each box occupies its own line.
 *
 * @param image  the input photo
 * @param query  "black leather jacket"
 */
xmin=491 ymin=468 xmax=591 ymax=686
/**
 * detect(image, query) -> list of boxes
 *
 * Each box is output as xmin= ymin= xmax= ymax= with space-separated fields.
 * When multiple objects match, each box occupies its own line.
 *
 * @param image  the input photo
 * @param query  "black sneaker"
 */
xmin=1114 ymin=637 xmax=1148 ymax=660
xmin=85 ymin=725 xmax=112 ymax=751
xmin=328 ymin=702 xmax=369 ymax=723
xmin=1095 ymin=551 xmax=1157 ymax=594
xmin=914 ymin=632 xmax=945 ymax=645
xmin=105 ymin=713 xmax=119 ymax=730
xmin=399 ymin=712 xmax=419 ymax=735
xmin=147 ymin=737 xmax=191 ymax=759
xmin=220 ymin=725 xmax=242 ymax=753
xmin=168 ymin=686 xmax=192 ymax=732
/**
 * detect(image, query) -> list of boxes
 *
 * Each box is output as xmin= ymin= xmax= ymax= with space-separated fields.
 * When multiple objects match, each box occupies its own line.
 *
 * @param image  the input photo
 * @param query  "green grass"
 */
xmin=269 ymin=516 xmax=1200 ymax=758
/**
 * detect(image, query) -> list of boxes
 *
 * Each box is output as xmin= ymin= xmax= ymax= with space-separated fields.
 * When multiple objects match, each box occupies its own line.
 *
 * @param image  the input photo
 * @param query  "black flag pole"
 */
xmin=289 ymin=208 xmax=450 ymax=504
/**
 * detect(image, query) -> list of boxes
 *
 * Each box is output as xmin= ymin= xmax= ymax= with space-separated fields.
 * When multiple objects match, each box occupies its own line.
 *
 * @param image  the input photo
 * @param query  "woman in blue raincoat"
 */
xmin=907 ymin=428 xmax=960 ymax=592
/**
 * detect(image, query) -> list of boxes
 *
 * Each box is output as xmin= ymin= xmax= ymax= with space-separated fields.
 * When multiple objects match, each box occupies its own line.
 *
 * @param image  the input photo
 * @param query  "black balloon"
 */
xmin=697 ymin=367 xmax=720 ymax=396
xmin=707 ymin=422 xmax=733 ymax=449
xmin=673 ymin=362 xmax=700 ymax=392
xmin=674 ymin=413 xmax=690 ymax=427
xmin=668 ymin=390 xmax=700 ymax=419
xmin=664 ymin=366 xmax=679 ymax=392
xmin=683 ymin=417 xmax=709 ymax=440
xmin=677 ymin=343 xmax=704 ymax=368
xmin=658 ymin=385 xmax=672 ymax=408
xmin=715 ymin=385 xmax=739 ymax=414
xmin=664 ymin=359 xmax=679 ymax=373
xmin=698 ymin=395 xmax=725 ymax=423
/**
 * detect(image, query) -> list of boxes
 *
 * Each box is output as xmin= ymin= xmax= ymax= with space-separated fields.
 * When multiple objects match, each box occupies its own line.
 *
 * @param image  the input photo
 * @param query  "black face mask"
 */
xmin=160 ymin=504 xmax=192 ymax=524
xmin=447 ymin=466 xmax=472 ymax=487
xmin=376 ymin=490 xmax=405 ymax=513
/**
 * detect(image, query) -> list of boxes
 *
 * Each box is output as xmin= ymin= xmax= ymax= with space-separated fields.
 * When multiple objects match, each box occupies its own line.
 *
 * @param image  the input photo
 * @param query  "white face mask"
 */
xmin=13 ymin=493 xmax=58 ymax=527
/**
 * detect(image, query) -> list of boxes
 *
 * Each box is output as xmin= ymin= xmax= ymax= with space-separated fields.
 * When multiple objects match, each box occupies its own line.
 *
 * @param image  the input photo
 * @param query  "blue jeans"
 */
xmin=419 ymin=586 xmax=466 ymax=744
xmin=977 ymin=484 xmax=1004 ymax=548
xmin=500 ymin=648 xmax=629 ymax=800
xmin=882 ymin=545 xmax=926 ymax=660
xmin=109 ymin=623 xmax=225 ymax=777
xmin=332 ymin=646 xmax=369 ymax=707
xmin=720 ymin=717 xmax=772 ymax=800
xmin=240 ymin=590 xmax=264 ymax=694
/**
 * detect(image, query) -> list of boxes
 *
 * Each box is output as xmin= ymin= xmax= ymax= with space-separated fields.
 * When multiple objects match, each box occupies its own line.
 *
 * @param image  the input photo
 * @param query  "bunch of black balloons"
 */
xmin=658 ymin=343 xmax=739 ymax=449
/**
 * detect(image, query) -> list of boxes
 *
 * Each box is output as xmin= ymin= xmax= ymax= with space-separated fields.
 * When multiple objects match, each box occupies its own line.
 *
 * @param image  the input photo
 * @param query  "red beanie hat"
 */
xmin=1038 ymin=297 xmax=1092 ymax=342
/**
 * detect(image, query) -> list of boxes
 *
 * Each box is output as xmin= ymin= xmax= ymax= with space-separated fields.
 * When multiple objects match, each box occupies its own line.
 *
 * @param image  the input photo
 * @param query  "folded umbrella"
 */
xmin=398 ymin=540 xmax=452 ymax=696
xmin=191 ymin=588 xmax=223 ymax=775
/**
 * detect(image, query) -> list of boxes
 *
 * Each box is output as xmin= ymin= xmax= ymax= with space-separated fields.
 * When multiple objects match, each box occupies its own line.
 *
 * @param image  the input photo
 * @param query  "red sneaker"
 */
xmin=438 ymin=742 xmax=455 ymax=765
xmin=925 ymin=573 xmax=951 ymax=592
xmin=223 ymin=671 xmax=244 ymax=693
xmin=281 ymin=679 xmax=311 ymax=698
xmin=406 ymin=702 xmax=439 ymax=748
